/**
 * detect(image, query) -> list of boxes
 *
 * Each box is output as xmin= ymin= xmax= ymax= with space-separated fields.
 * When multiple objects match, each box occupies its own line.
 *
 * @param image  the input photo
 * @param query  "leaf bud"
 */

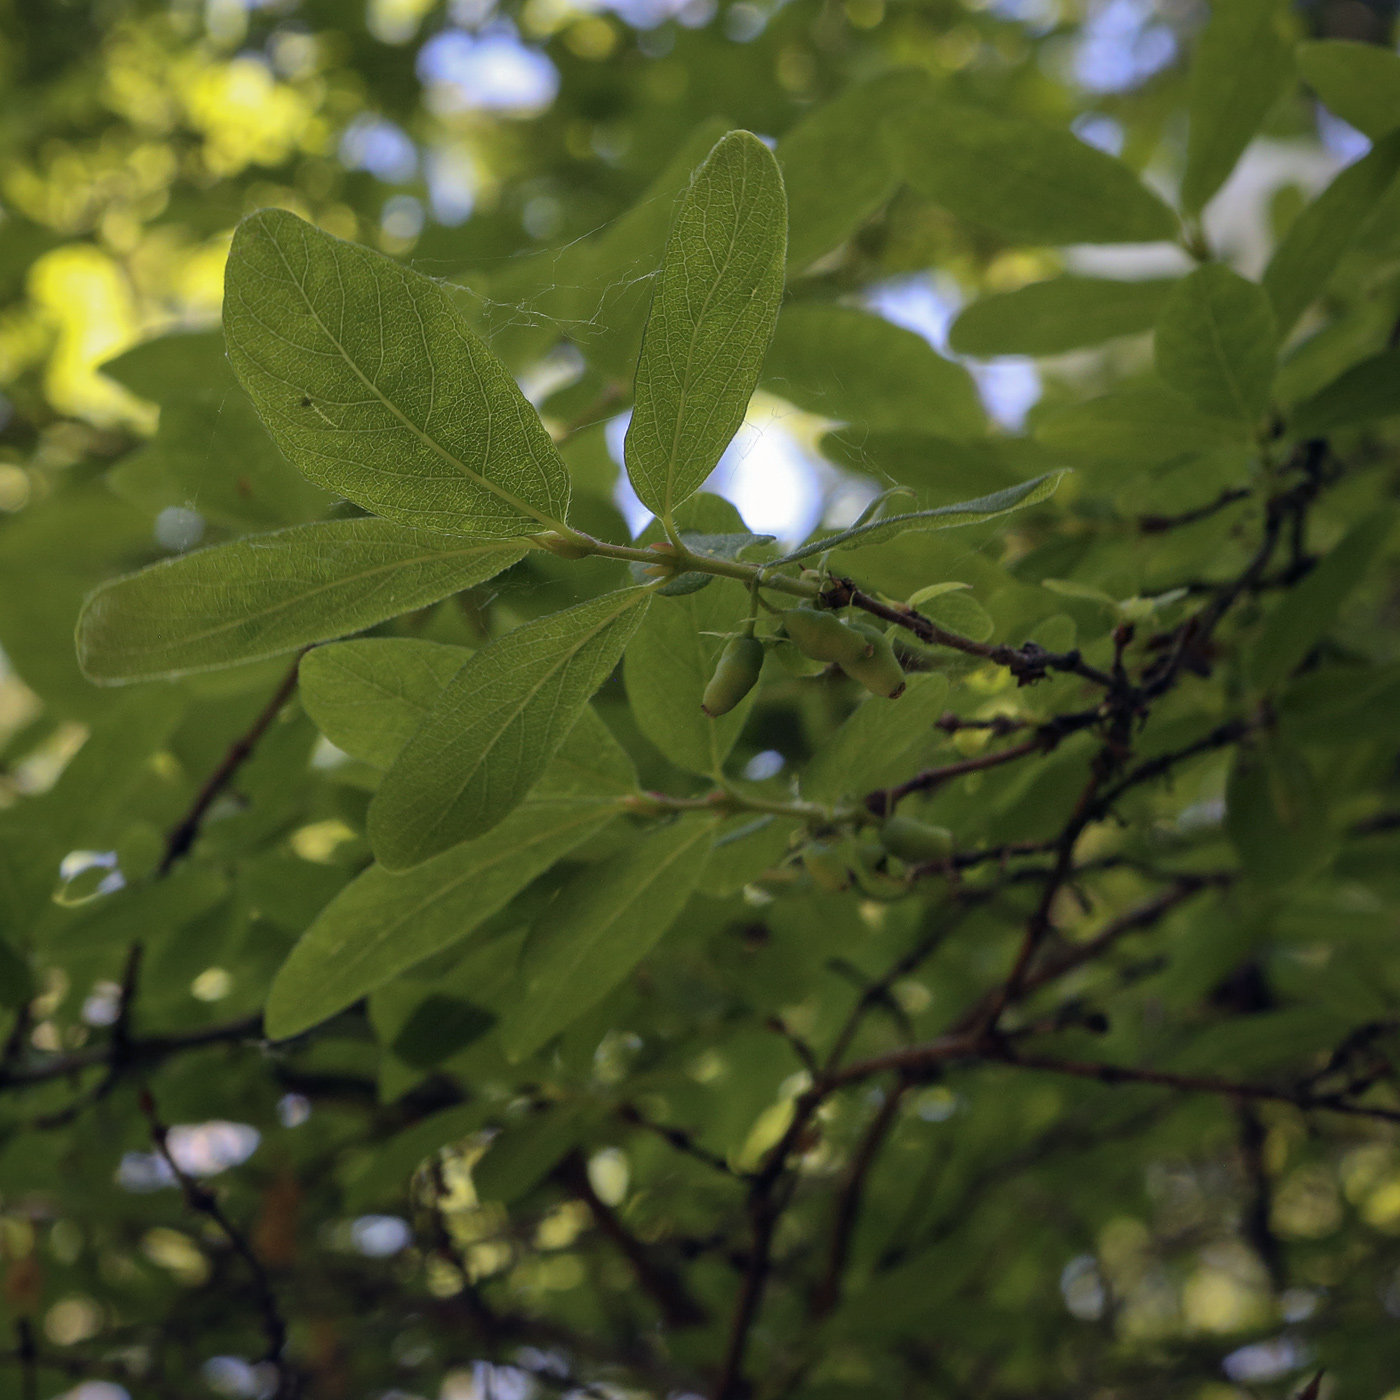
xmin=843 ymin=621 xmax=906 ymax=699
xmin=879 ymin=815 xmax=954 ymax=863
xmin=781 ymin=608 xmax=873 ymax=668
xmin=639 ymin=541 xmax=680 ymax=579
xmin=701 ymin=636 xmax=765 ymax=717
xmin=535 ymin=530 xmax=591 ymax=560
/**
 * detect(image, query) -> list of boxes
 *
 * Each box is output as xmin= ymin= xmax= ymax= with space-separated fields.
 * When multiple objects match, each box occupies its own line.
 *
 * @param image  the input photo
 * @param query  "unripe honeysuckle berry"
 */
xmin=879 ymin=815 xmax=954 ymax=863
xmin=781 ymin=607 xmax=873 ymax=668
xmin=844 ymin=621 xmax=906 ymax=699
xmin=701 ymin=635 xmax=764 ymax=717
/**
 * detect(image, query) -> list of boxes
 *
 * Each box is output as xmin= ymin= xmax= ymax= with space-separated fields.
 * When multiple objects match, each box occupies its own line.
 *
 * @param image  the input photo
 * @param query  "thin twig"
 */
xmin=809 ymin=1077 xmax=908 ymax=1318
xmin=820 ymin=578 xmax=1116 ymax=688
xmin=616 ymin=1103 xmax=739 ymax=1177
xmin=987 ymin=1049 xmax=1400 ymax=1125
xmin=1 ymin=1015 xmax=262 ymax=1094
xmin=1138 ymin=486 xmax=1251 ymax=534
xmin=159 ymin=652 xmax=306 ymax=875
xmin=140 ymin=1089 xmax=293 ymax=1388
xmin=555 ymin=1150 xmax=709 ymax=1328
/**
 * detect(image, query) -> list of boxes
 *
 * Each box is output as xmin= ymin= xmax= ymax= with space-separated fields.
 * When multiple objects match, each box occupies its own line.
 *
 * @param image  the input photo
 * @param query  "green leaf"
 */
xmin=76 ymin=521 xmax=524 ymax=683
xmin=368 ymin=587 xmax=652 ymax=868
xmin=949 ymin=278 xmax=1176 ymax=358
xmin=803 ymin=672 xmax=949 ymax=803
xmin=1041 ymin=578 xmax=1121 ymax=609
xmin=501 ymin=813 xmax=715 ymax=1062
xmin=1291 ymin=348 xmax=1400 ymax=437
xmin=1154 ymin=264 xmax=1277 ymax=422
xmin=774 ymin=473 xmax=1067 ymax=564
xmin=473 ymin=1107 xmax=585 ymax=1203
xmin=102 ymin=332 xmax=330 ymax=530
xmin=224 ymin=208 xmax=570 ymax=537
xmin=1263 ymin=129 xmax=1400 ymax=337
xmin=699 ymin=814 xmax=800 ymax=897
xmin=819 ymin=430 xmax=1026 ymax=499
xmin=624 ymin=578 xmax=759 ymax=778
xmin=1296 ymin=40 xmax=1400 ymax=140
xmin=1035 ymin=384 xmax=1246 ymax=465
xmin=777 ymin=71 xmax=924 ymax=273
xmin=892 ymin=92 xmax=1178 ymax=245
xmin=265 ymin=708 xmax=635 ymax=1038
xmin=299 ymin=638 xmax=469 ymax=768
xmin=1179 ymin=0 xmax=1292 ymax=215
xmin=625 ymin=131 xmax=787 ymax=520
xmin=764 ymin=304 xmax=985 ymax=440
xmin=1226 ymin=735 xmax=1332 ymax=886
xmin=1248 ymin=510 xmax=1395 ymax=692
xmin=343 ymin=1103 xmax=493 ymax=1211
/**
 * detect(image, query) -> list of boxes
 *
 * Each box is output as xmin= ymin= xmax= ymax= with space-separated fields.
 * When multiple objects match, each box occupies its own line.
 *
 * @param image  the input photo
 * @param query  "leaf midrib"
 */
xmin=399 ymin=591 xmax=646 ymax=836
xmin=91 ymin=539 xmax=518 ymax=659
xmin=260 ymin=219 xmax=565 ymax=533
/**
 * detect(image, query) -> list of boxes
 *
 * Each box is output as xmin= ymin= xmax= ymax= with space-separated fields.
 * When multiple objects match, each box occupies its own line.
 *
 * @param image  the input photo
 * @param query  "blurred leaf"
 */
xmin=765 ymin=304 xmax=984 ymax=439
xmin=1154 ymin=265 xmax=1277 ymax=422
xmin=893 ymin=91 xmax=1178 ymax=244
xmin=266 ymin=709 xmax=634 ymax=1038
xmin=1296 ymin=40 xmax=1400 ymax=139
xmin=502 ymin=813 xmax=715 ymax=1060
xmin=1180 ymin=0 xmax=1292 ymax=215
xmin=1291 ymin=347 xmax=1400 ymax=436
xmin=76 ymin=522 xmax=523 ymax=683
xmin=224 ymin=209 xmax=571 ymax=536
xmin=778 ymin=72 xmax=923 ymax=272
xmin=1249 ymin=510 xmax=1395 ymax=692
xmin=102 ymin=332 xmax=330 ymax=530
xmin=1263 ymin=128 xmax=1400 ymax=336
xmin=1226 ymin=735 xmax=1332 ymax=885
xmin=804 ymin=672 xmax=948 ymax=803
xmin=369 ymin=587 xmax=650 ymax=868
xmin=1036 ymin=384 xmax=1245 ymax=465
xmin=949 ymin=278 xmax=1175 ymax=357
xmin=299 ymin=638 xmax=469 ymax=768
xmin=625 ymin=131 xmax=787 ymax=520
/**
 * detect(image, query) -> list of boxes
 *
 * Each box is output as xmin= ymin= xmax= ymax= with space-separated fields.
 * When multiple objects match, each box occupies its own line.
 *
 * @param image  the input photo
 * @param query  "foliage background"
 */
xmin=2 ymin=0 xmax=1400 ymax=1398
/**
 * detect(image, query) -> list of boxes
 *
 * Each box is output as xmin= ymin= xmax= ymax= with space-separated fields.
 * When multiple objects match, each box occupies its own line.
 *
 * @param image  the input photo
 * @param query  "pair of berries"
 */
xmin=700 ymin=607 xmax=907 ymax=717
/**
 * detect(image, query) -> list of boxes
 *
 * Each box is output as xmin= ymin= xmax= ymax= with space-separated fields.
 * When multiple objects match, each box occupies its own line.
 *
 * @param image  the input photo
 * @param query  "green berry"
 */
xmin=782 ymin=608 xmax=873 ymax=668
xmin=879 ymin=815 xmax=953 ymax=862
xmin=701 ymin=636 xmax=765 ymax=717
xmin=844 ymin=621 xmax=906 ymax=699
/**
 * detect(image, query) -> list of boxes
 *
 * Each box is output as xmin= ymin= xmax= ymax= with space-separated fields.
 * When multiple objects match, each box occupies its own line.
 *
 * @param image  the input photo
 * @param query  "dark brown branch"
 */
xmin=1237 ymin=1102 xmax=1285 ymax=1292
xmin=866 ymin=707 xmax=1103 ymax=816
xmin=616 ymin=1103 xmax=739 ymax=1177
xmin=159 ymin=652 xmax=305 ymax=875
xmin=0 ymin=1015 xmax=262 ymax=1094
xmin=1092 ymin=720 xmax=1251 ymax=816
xmin=809 ymin=1077 xmax=908 ymax=1318
xmin=987 ymin=1049 xmax=1400 ymax=1125
xmin=140 ymin=1090 xmax=293 ymax=1388
xmin=934 ymin=711 xmax=1028 ymax=736
xmin=865 ymin=737 xmax=1044 ymax=817
xmin=1138 ymin=486 xmax=1251 ymax=534
xmin=1352 ymin=809 xmax=1400 ymax=836
xmin=33 ymin=942 xmax=144 ymax=1130
xmin=15 ymin=1319 xmax=35 ymax=1400
xmin=820 ymin=578 xmax=1116 ymax=688
xmin=555 ymin=1150 xmax=709 ymax=1329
